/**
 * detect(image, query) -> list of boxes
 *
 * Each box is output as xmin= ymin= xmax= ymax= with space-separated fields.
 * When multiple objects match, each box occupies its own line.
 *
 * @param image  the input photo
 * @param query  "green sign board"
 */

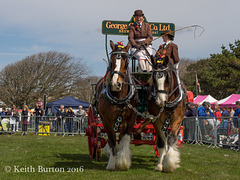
xmin=102 ymin=16 xmax=175 ymax=37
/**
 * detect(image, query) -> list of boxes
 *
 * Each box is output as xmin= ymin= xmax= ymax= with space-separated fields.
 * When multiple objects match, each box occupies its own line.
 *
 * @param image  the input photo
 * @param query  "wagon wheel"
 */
xmin=87 ymin=105 xmax=103 ymax=161
xmin=153 ymin=133 xmax=159 ymax=157
xmin=95 ymin=128 xmax=102 ymax=161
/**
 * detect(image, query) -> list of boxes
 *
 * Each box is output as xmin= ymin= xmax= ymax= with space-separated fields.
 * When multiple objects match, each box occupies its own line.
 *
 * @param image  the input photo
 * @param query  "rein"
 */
xmin=165 ymin=62 xmax=184 ymax=109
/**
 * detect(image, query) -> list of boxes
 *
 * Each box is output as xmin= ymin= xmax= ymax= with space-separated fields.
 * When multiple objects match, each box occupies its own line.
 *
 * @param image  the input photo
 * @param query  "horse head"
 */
xmin=151 ymin=57 xmax=170 ymax=107
xmin=109 ymin=40 xmax=131 ymax=92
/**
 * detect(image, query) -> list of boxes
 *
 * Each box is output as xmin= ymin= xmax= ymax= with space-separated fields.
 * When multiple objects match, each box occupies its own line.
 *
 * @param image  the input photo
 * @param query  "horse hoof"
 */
xmin=162 ymin=146 xmax=180 ymax=173
xmin=106 ymin=164 xmax=116 ymax=171
xmin=106 ymin=167 xmax=116 ymax=171
xmin=117 ymin=162 xmax=130 ymax=171
xmin=155 ymin=164 xmax=163 ymax=171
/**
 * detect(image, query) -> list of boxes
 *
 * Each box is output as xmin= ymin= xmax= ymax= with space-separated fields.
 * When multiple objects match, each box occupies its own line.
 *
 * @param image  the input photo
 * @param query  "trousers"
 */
xmin=131 ymin=44 xmax=153 ymax=72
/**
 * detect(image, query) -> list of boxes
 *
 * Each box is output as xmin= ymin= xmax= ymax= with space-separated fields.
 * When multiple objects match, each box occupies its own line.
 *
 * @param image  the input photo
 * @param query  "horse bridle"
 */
xmin=110 ymin=51 xmax=129 ymax=79
xmin=102 ymin=51 xmax=136 ymax=105
xmin=152 ymin=65 xmax=170 ymax=96
xmin=152 ymin=62 xmax=184 ymax=109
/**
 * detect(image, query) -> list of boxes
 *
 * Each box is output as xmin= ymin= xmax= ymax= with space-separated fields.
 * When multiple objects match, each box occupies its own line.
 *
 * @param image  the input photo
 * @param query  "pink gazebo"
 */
xmin=194 ymin=95 xmax=218 ymax=105
xmin=217 ymin=94 xmax=240 ymax=108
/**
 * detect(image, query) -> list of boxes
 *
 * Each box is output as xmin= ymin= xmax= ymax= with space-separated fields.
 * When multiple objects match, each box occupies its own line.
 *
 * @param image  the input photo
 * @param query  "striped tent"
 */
xmin=217 ymin=94 xmax=240 ymax=108
xmin=194 ymin=95 xmax=218 ymax=105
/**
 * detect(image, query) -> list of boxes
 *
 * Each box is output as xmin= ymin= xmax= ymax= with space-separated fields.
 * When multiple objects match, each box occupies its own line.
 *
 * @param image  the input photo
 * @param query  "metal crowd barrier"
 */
xmin=1 ymin=114 xmax=239 ymax=150
xmin=0 ymin=115 xmax=87 ymax=136
xmin=182 ymin=116 xmax=240 ymax=150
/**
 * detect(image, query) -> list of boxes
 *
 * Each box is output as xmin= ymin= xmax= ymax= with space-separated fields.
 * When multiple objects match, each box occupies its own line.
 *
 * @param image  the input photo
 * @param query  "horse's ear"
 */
xmin=125 ymin=41 xmax=131 ymax=52
xmin=110 ymin=40 xmax=115 ymax=51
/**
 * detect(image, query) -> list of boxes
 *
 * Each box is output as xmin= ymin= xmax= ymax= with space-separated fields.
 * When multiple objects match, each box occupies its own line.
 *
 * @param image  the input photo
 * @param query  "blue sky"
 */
xmin=0 ymin=0 xmax=240 ymax=76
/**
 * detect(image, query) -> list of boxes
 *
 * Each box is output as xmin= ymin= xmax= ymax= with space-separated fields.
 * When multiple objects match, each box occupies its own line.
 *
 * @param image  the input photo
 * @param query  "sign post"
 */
xmin=102 ymin=16 xmax=175 ymax=36
xmin=102 ymin=16 xmax=175 ymax=62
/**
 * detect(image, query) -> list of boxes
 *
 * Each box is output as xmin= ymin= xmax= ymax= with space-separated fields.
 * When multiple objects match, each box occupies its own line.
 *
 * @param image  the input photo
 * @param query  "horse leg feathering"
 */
xmin=117 ymin=134 xmax=131 ymax=170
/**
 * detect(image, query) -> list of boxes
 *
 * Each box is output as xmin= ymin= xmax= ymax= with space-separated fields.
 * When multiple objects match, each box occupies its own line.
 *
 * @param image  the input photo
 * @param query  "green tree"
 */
xmin=182 ymin=40 xmax=240 ymax=99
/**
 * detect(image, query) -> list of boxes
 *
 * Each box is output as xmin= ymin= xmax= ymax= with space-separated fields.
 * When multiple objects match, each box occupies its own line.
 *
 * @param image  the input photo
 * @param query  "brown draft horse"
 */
xmin=94 ymin=41 xmax=137 ymax=170
xmin=148 ymin=57 xmax=187 ymax=172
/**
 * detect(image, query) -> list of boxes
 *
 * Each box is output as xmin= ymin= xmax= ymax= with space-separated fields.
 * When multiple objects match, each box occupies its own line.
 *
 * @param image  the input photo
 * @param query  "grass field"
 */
xmin=0 ymin=134 xmax=239 ymax=180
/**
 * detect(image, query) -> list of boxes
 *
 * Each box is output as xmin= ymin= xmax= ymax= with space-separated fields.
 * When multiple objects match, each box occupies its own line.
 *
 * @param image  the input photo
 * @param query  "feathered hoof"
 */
xmin=117 ymin=159 xmax=131 ymax=171
xmin=162 ymin=146 xmax=180 ymax=173
xmin=106 ymin=161 xmax=116 ymax=171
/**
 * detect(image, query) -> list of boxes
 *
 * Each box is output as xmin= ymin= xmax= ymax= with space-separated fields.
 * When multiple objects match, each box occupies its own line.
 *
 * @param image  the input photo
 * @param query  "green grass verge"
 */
xmin=0 ymin=134 xmax=239 ymax=180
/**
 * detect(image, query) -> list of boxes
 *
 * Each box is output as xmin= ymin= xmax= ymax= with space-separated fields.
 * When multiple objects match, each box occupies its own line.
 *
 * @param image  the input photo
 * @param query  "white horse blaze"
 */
xmin=112 ymin=58 xmax=121 ymax=86
xmin=156 ymin=73 xmax=167 ymax=105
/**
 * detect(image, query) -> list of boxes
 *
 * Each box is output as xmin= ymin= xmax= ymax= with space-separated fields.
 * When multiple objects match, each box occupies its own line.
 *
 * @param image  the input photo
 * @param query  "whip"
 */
xmin=147 ymin=25 xmax=205 ymax=44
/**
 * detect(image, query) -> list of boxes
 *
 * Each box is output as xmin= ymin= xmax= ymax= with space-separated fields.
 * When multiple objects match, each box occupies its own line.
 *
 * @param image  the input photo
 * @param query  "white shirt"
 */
xmin=162 ymin=40 xmax=172 ymax=48
xmin=166 ymin=40 xmax=172 ymax=46
xmin=136 ymin=22 xmax=142 ymax=29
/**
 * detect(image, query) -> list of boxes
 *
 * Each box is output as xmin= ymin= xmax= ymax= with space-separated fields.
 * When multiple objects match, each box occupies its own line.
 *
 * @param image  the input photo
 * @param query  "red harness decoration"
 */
xmin=104 ymin=70 xmax=110 ymax=82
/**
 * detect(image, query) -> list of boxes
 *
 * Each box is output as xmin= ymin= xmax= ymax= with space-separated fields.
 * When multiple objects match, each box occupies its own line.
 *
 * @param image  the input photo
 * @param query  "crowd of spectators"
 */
xmin=54 ymin=105 xmax=88 ymax=136
xmin=184 ymin=101 xmax=240 ymax=145
xmin=0 ymin=98 xmax=88 ymax=136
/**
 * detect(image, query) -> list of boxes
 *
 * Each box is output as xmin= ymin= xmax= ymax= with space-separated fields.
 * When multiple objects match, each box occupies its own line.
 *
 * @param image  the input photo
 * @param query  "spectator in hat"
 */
xmin=198 ymin=101 xmax=215 ymax=129
xmin=128 ymin=10 xmax=153 ymax=72
xmin=76 ymin=105 xmax=85 ymax=133
xmin=198 ymin=101 xmax=215 ymax=117
xmin=198 ymin=102 xmax=215 ymax=140
xmin=185 ymin=103 xmax=197 ymax=117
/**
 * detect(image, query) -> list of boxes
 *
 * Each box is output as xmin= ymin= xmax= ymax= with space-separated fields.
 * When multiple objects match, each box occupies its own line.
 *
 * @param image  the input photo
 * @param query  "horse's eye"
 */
xmin=116 ymin=54 xmax=121 ymax=59
xmin=157 ymin=72 xmax=163 ymax=78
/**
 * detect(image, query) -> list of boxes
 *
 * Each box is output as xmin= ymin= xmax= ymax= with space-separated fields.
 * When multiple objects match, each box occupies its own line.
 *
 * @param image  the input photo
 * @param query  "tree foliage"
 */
xmin=0 ymin=51 xmax=90 ymax=108
xmin=182 ymin=40 xmax=240 ymax=99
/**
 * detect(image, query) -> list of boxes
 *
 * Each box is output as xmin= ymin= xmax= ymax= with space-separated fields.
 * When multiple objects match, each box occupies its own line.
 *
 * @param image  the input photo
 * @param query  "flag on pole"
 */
xmin=196 ymin=74 xmax=201 ymax=93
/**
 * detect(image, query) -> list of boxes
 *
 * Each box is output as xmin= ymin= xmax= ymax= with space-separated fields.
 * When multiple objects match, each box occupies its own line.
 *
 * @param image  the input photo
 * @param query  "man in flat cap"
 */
xmin=128 ymin=10 xmax=153 ymax=72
